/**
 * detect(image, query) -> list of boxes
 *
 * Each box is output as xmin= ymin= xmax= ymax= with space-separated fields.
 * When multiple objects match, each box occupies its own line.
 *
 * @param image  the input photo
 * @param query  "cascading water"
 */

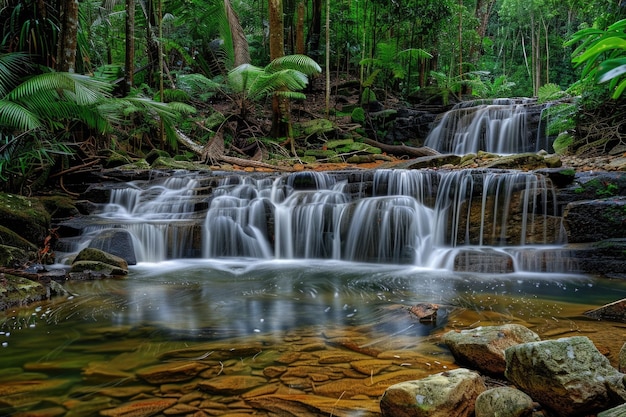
xmin=424 ymin=98 xmax=548 ymax=154
xmin=69 ymin=168 xmax=575 ymax=274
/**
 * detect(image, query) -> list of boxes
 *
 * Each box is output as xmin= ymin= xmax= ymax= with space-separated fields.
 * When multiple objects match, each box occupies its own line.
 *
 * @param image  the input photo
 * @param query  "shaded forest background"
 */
xmin=1 ymin=0 xmax=625 ymax=194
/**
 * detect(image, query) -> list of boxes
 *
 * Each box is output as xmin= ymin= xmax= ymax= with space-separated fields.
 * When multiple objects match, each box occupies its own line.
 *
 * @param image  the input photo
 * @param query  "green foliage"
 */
xmin=567 ymin=19 xmax=626 ymax=99
xmin=227 ymin=55 xmax=321 ymax=114
xmin=360 ymin=42 xmax=431 ymax=96
xmin=537 ymin=83 xmax=569 ymax=103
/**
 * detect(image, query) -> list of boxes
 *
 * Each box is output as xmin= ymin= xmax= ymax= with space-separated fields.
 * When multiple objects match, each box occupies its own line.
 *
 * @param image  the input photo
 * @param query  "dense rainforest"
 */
xmin=1 ymin=0 xmax=625 ymax=195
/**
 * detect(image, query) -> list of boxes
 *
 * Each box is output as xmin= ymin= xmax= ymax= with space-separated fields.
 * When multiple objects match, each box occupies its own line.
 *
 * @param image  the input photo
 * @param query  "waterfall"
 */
xmin=424 ymin=98 xmax=543 ymax=154
xmin=70 ymin=168 xmax=572 ymax=273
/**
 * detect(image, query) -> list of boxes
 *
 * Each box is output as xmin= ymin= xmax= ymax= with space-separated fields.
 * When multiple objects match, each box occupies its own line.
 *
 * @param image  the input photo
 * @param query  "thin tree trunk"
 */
xmin=295 ymin=0 xmax=306 ymax=54
xmin=325 ymin=0 xmax=330 ymax=117
xmin=125 ymin=0 xmax=135 ymax=94
xmin=307 ymin=0 xmax=322 ymax=60
xmin=269 ymin=0 xmax=290 ymax=142
xmin=56 ymin=0 xmax=79 ymax=72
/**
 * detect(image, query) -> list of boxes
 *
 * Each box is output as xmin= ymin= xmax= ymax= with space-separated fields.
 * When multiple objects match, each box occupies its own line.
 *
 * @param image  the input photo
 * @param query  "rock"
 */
xmin=136 ymin=361 xmax=209 ymax=384
xmin=504 ymin=336 xmax=626 ymax=417
xmin=70 ymin=247 xmax=128 ymax=276
xmin=564 ymin=197 xmax=626 ymax=243
xmin=88 ymin=228 xmax=137 ymax=265
xmin=0 ymin=193 xmax=50 ymax=246
xmin=442 ymin=324 xmax=540 ymax=375
xmin=568 ymin=239 xmax=626 ymax=278
xmin=379 ymin=368 xmax=486 ymax=417
xmin=409 ymin=303 xmax=439 ymax=322
xmin=474 ymin=387 xmax=536 ymax=417
xmin=483 ymin=153 xmax=547 ymax=170
xmin=100 ymin=398 xmax=177 ymax=417
xmin=584 ymin=298 xmax=626 ymax=322
xmin=598 ymin=403 xmax=626 ymax=416
xmin=198 ymin=375 xmax=267 ymax=394
xmin=0 ymin=274 xmax=47 ymax=311
xmin=619 ymin=342 xmax=626 ymax=373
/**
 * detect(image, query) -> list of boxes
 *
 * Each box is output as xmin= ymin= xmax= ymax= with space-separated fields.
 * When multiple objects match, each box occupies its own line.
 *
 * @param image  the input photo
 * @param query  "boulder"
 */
xmin=0 ymin=273 xmax=47 ymax=311
xmin=584 ymin=298 xmax=626 ymax=322
xmin=379 ymin=368 xmax=486 ymax=417
xmin=563 ymin=197 xmax=626 ymax=243
xmin=568 ymin=239 xmax=626 ymax=278
xmin=88 ymin=228 xmax=137 ymax=265
xmin=0 ymin=193 xmax=50 ymax=246
xmin=598 ymin=403 xmax=626 ymax=417
xmin=442 ymin=324 xmax=540 ymax=375
xmin=474 ymin=387 xmax=536 ymax=417
xmin=70 ymin=248 xmax=128 ymax=276
xmin=504 ymin=336 xmax=626 ymax=417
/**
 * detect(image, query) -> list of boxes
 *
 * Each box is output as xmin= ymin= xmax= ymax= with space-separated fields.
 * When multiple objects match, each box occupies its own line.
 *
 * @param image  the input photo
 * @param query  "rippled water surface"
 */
xmin=1 ymin=261 xmax=625 ymax=416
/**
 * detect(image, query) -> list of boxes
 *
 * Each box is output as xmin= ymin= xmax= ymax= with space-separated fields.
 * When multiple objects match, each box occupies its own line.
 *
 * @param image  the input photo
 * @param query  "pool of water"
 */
xmin=1 ymin=261 xmax=625 ymax=416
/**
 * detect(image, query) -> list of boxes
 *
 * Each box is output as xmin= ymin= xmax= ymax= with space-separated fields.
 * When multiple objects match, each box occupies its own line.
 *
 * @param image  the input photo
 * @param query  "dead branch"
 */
xmin=360 ymin=138 xmax=440 ymax=158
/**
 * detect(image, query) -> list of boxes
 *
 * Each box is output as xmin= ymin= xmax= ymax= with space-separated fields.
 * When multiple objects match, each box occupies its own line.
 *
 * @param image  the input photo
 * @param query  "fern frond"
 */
xmin=265 ymin=54 xmax=321 ymax=76
xmin=0 ymin=99 xmax=43 ymax=131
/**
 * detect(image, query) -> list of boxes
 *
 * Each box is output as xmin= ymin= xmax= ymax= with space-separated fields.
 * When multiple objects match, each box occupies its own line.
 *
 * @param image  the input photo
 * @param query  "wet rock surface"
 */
xmin=442 ymin=324 xmax=541 ymax=375
xmin=505 ymin=336 xmax=626 ymax=417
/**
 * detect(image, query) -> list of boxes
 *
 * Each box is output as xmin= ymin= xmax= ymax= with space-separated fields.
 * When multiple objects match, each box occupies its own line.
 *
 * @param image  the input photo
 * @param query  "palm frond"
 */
xmin=228 ymin=64 xmax=265 ymax=95
xmin=248 ymin=69 xmax=308 ymax=100
xmin=8 ymin=72 xmax=112 ymax=105
xmin=265 ymin=54 xmax=322 ymax=76
xmin=0 ymin=52 xmax=31 ymax=97
xmin=0 ymin=99 xmax=43 ymax=131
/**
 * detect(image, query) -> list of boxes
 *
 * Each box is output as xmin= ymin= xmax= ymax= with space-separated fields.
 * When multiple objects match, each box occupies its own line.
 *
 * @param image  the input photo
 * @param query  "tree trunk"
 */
xmin=269 ymin=0 xmax=289 ymax=140
xmin=307 ymin=0 xmax=322 ymax=60
xmin=56 ymin=0 xmax=79 ymax=72
xmin=145 ymin=0 xmax=160 ymax=89
xmin=295 ymin=0 xmax=306 ymax=55
xmin=125 ymin=0 xmax=136 ymax=94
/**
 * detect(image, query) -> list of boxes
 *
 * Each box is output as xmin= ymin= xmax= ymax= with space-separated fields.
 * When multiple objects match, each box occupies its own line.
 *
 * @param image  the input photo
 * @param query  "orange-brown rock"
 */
xmin=198 ymin=375 xmax=267 ymax=394
xmin=100 ymin=398 xmax=177 ymax=417
xmin=136 ymin=361 xmax=209 ymax=384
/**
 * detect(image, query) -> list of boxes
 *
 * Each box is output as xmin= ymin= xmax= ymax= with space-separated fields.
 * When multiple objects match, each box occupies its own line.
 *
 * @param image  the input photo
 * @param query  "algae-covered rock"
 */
xmin=0 ymin=274 xmax=47 ymax=311
xmin=70 ymin=248 xmax=128 ymax=276
xmin=0 ymin=193 xmax=50 ymax=246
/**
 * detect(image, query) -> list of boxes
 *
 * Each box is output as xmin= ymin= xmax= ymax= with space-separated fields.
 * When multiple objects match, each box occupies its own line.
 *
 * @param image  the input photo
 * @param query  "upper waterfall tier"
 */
xmin=65 ymin=169 xmax=577 ymax=274
xmin=424 ymin=99 xmax=550 ymax=154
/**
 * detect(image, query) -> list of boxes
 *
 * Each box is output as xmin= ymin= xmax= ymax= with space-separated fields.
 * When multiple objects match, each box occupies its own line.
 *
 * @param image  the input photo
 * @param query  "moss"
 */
xmin=0 ymin=244 xmax=31 ymax=268
xmin=0 ymin=193 xmax=50 ymax=245
xmin=38 ymin=195 xmax=80 ymax=219
xmin=326 ymin=139 xmax=354 ymax=149
xmin=304 ymin=149 xmax=338 ymax=159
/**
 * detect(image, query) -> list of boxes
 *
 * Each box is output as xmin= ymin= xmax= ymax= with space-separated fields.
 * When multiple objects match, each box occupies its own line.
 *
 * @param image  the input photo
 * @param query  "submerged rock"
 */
xmin=443 ymin=324 xmax=540 ymax=376
xmin=380 ymin=368 xmax=486 ymax=417
xmin=88 ymin=228 xmax=137 ymax=265
xmin=504 ymin=336 xmax=626 ymax=417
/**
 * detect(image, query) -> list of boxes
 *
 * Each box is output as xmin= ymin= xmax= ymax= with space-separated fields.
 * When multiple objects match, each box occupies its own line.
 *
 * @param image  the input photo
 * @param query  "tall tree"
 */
xmin=56 ymin=0 xmax=80 ymax=72
xmin=268 ymin=0 xmax=288 ymax=139
xmin=125 ymin=0 xmax=136 ymax=93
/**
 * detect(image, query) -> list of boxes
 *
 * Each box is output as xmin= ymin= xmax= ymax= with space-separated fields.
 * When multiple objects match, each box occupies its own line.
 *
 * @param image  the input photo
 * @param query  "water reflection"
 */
xmin=1 ymin=261 xmax=625 ymax=416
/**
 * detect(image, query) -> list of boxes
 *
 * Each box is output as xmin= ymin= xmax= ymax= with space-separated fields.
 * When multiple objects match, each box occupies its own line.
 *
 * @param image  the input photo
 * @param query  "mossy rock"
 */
xmin=38 ymin=195 xmax=80 ymax=219
xmin=0 ymin=226 xmax=38 ymax=252
xmin=326 ymin=139 xmax=354 ymax=149
xmin=0 ymin=274 xmax=47 ymax=311
xmin=145 ymin=149 xmax=171 ymax=165
xmin=0 ymin=244 xmax=32 ymax=268
xmin=71 ymin=248 xmax=128 ymax=276
xmin=304 ymin=149 xmax=338 ymax=159
xmin=298 ymin=119 xmax=334 ymax=136
xmin=0 ymin=193 xmax=50 ymax=246
xmin=337 ymin=142 xmax=382 ymax=154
